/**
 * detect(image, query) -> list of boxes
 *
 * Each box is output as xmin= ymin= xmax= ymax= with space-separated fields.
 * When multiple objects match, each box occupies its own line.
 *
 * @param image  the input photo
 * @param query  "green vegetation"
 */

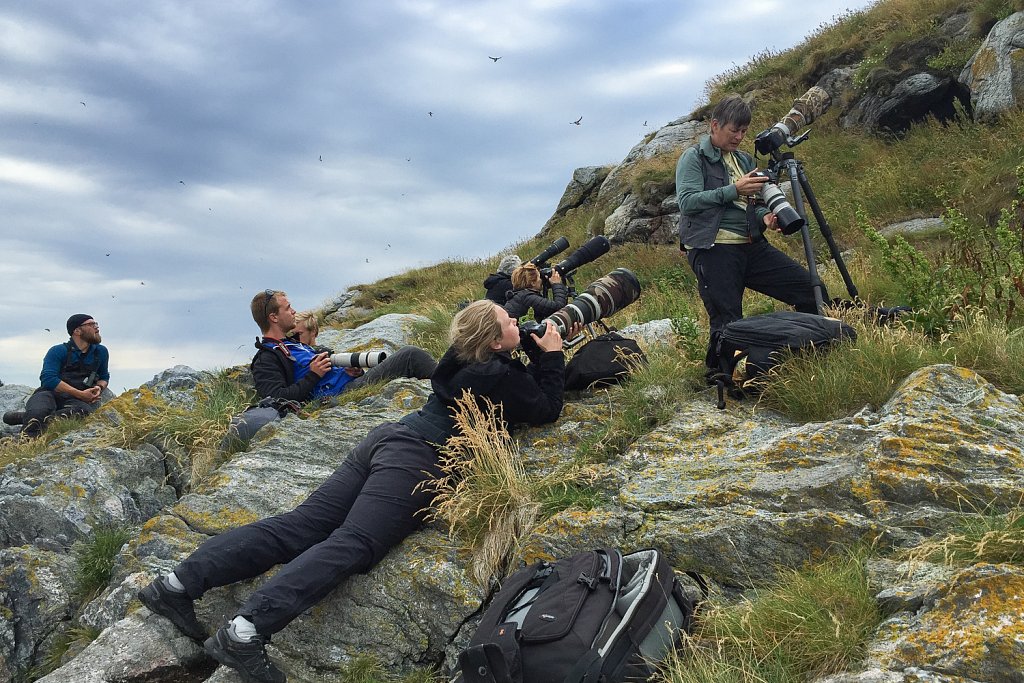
xmin=73 ymin=524 xmax=132 ymax=602
xmin=909 ymin=498 xmax=1024 ymax=566
xmin=36 ymin=624 xmax=102 ymax=680
xmin=329 ymin=655 xmax=439 ymax=683
xmin=101 ymin=369 xmax=254 ymax=486
xmin=660 ymin=553 xmax=881 ymax=683
xmin=0 ymin=414 xmax=88 ymax=468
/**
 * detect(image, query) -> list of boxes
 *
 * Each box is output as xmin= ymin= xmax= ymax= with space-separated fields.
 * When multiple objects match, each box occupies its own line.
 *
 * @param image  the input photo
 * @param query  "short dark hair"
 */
xmin=711 ymin=94 xmax=751 ymax=129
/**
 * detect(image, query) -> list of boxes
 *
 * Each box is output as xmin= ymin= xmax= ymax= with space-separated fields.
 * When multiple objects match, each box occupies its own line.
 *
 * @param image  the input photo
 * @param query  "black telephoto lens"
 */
xmin=554 ymin=235 xmax=611 ymax=276
xmin=529 ymin=237 xmax=570 ymax=266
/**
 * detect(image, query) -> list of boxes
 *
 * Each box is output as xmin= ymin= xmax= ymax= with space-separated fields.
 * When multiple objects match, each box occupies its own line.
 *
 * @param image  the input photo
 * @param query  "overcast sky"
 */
xmin=1 ymin=0 xmax=873 ymax=393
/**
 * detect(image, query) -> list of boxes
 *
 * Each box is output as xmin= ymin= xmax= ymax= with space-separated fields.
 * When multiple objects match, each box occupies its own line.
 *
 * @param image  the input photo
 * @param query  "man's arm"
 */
xmin=251 ymin=349 xmax=322 ymax=402
xmin=95 ymin=345 xmax=110 ymax=388
xmin=676 ymin=147 xmax=739 ymax=216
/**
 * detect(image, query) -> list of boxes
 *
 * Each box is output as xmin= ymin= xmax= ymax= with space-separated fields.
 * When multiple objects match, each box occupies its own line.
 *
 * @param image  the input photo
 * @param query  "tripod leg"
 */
xmin=796 ymin=166 xmax=859 ymax=301
xmin=781 ymin=159 xmax=825 ymax=315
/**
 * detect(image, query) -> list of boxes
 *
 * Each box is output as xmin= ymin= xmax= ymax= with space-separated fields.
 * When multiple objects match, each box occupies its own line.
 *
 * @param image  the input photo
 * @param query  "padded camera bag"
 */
xmin=564 ymin=332 xmax=647 ymax=391
xmin=456 ymin=548 xmax=704 ymax=683
xmin=714 ymin=311 xmax=856 ymax=408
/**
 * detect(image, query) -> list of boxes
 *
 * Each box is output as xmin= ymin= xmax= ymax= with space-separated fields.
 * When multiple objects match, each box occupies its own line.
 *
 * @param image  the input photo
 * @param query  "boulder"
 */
xmin=0 ymin=384 xmax=33 ymax=437
xmin=141 ymin=365 xmax=217 ymax=410
xmin=540 ymin=165 xmax=612 ymax=235
xmin=316 ymin=313 xmax=430 ymax=353
xmin=843 ymin=71 xmax=971 ymax=134
xmin=960 ymin=11 xmax=1024 ymax=123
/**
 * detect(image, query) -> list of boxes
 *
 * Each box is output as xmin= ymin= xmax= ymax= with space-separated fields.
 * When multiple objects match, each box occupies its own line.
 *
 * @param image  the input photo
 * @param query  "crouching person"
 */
xmin=139 ymin=300 xmax=568 ymax=683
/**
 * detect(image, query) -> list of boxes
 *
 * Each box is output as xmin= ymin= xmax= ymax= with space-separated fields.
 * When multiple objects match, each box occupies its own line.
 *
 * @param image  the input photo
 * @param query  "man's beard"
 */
xmin=83 ymin=329 xmax=102 ymax=344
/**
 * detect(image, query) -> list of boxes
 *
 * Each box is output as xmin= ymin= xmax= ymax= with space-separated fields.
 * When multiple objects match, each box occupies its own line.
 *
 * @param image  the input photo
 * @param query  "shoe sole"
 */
xmin=204 ymin=633 xmax=282 ymax=683
xmin=138 ymin=583 xmax=207 ymax=640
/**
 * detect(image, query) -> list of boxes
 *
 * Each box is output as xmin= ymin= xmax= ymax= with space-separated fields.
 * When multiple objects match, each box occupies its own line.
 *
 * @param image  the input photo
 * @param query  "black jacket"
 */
xmin=483 ymin=273 xmax=514 ymax=305
xmin=250 ymin=338 xmax=320 ymax=403
xmin=503 ymin=283 xmax=568 ymax=321
xmin=400 ymin=343 xmax=565 ymax=443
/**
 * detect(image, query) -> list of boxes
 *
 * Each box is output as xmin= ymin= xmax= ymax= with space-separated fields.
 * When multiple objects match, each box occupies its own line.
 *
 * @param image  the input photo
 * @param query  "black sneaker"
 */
xmin=204 ymin=627 xmax=286 ymax=683
xmin=2 ymin=411 xmax=24 ymax=426
xmin=138 ymin=577 xmax=207 ymax=640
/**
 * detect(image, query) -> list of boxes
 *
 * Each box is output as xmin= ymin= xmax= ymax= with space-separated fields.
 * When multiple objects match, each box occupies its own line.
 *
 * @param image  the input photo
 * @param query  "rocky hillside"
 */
xmin=3 ymin=6 xmax=1024 ymax=683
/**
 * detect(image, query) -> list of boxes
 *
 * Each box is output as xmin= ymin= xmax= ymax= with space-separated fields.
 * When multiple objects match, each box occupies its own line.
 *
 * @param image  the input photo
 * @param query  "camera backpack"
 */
xmin=713 ymin=310 xmax=856 ymax=408
xmin=564 ymin=332 xmax=647 ymax=391
xmin=455 ymin=548 xmax=705 ymax=683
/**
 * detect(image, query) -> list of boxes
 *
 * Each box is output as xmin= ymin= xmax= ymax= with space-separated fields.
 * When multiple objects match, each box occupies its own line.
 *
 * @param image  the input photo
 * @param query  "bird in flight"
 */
xmin=571 ymin=116 xmax=582 ymax=125
xmin=44 ymin=328 xmax=50 ymax=332
xmin=319 ymin=155 xmax=322 ymax=162
xmin=428 ymin=111 xmax=433 ymax=117
xmin=80 ymin=102 xmax=86 ymax=107
xmin=488 ymin=56 xmax=501 ymax=62
xmin=179 ymin=180 xmax=185 ymax=185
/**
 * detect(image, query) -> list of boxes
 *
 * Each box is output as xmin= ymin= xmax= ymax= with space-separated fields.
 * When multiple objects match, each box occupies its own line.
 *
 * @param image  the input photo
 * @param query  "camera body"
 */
xmin=81 ymin=370 xmax=98 ymax=388
xmin=330 ymin=351 xmax=387 ymax=369
xmin=750 ymin=170 xmax=804 ymax=235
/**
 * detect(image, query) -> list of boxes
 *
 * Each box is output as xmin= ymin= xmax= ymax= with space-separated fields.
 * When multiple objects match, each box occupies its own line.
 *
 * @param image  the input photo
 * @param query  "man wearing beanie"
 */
xmin=3 ymin=314 xmax=110 ymax=437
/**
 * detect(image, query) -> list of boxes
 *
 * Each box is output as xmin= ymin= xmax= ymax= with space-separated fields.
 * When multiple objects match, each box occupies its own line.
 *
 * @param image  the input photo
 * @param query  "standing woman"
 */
xmin=139 ymin=300 xmax=567 ymax=683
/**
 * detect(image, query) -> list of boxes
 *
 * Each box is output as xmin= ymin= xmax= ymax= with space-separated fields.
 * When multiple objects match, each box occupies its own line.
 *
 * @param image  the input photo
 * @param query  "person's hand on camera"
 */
xmin=548 ymin=270 xmax=563 ymax=285
xmin=309 ymin=352 xmax=332 ymax=378
xmin=344 ymin=367 xmax=364 ymax=377
xmin=532 ymin=324 xmax=564 ymax=352
xmin=734 ymin=169 xmax=769 ymax=197
xmin=763 ymin=212 xmax=780 ymax=232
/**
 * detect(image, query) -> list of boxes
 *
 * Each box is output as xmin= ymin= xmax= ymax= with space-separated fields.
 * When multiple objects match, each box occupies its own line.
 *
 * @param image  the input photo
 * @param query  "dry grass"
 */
xmin=420 ymin=392 xmax=544 ymax=587
xmin=905 ymin=495 xmax=1024 ymax=567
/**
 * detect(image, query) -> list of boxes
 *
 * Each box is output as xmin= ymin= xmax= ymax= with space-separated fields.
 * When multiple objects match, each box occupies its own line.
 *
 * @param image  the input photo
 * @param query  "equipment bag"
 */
xmin=714 ymin=311 xmax=856 ymax=409
xmin=564 ymin=332 xmax=648 ymax=391
xmin=457 ymin=548 xmax=705 ymax=683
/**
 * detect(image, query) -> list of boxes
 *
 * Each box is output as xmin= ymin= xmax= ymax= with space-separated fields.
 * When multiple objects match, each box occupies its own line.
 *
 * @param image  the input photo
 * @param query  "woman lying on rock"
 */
xmin=139 ymin=300 xmax=571 ymax=683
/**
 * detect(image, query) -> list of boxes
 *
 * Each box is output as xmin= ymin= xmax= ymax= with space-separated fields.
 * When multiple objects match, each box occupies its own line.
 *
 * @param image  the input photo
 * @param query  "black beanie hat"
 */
xmin=66 ymin=314 xmax=93 ymax=335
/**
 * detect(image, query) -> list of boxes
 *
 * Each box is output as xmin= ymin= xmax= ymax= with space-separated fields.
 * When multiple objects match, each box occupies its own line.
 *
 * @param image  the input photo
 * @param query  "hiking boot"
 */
xmin=138 ymin=577 xmax=207 ymax=640
xmin=2 ymin=410 xmax=24 ymax=426
xmin=205 ymin=627 xmax=286 ymax=683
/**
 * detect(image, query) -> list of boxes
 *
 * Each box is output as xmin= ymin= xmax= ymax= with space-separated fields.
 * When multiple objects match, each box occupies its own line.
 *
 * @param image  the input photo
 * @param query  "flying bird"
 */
xmin=488 ymin=56 xmax=501 ymax=62
xmin=643 ymin=120 xmax=648 ymax=126
xmin=428 ymin=111 xmax=433 ymax=117
xmin=44 ymin=328 xmax=50 ymax=332
xmin=179 ymin=180 xmax=185 ymax=185
xmin=105 ymin=253 xmax=110 ymax=256
xmin=140 ymin=281 xmax=145 ymax=285
xmin=319 ymin=155 xmax=322 ymax=162
xmin=571 ymin=116 xmax=582 ymax=125
xmin=80 ymin=101 xmax=86 ymax=107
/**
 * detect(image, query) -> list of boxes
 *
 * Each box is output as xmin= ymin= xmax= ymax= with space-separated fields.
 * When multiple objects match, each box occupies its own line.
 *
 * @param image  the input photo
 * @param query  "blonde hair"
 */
xmin=251 ymin=289 xmax=285 ymax=334
xmin=511 ymin=263 xmax=542 ymax=290
xmin=450 ymin=300 xmax=503 ymax=363
xmin=293 ymin=310 xmax=320 ymax=338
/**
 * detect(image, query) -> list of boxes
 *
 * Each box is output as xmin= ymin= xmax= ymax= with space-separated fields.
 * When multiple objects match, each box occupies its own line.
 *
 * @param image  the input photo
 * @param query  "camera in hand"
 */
xmin=750 ymin=170 xmax=804 ymax=234
xmin=330 ymin=351 xmax=387 ymax=369
xmin=754 ymin=86 xmax=832 ymax=156
xmin=519 ymin=267 xmax=642 ymax=341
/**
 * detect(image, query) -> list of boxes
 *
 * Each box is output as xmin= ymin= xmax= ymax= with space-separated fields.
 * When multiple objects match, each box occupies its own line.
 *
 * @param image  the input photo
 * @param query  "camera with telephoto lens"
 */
xmin=541 ymin=235 xmax=611 ymax=281
xmin=330 ymin=351 xmax=387 ymax=369
xmin=82 ymin=370 xmax=98 ymax=388
xmin=750 ymin=169 xmax=805 ymax=235
xmin=754 ymin=86 xmax=832 ymax=156
xmin=529 ymin=237 xmax=570 ymax=268
xmin=519 ymin=267 xmax=642 ymax=341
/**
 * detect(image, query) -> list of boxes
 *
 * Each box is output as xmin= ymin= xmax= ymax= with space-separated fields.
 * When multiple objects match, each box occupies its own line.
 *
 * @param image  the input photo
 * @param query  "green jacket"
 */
xmin=675 ymin=134 xmax=768 ymax=250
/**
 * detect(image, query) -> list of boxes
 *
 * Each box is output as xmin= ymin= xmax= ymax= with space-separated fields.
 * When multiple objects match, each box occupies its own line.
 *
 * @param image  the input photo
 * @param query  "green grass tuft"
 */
xmin=73 ymin=524 xmax=132 ymax=602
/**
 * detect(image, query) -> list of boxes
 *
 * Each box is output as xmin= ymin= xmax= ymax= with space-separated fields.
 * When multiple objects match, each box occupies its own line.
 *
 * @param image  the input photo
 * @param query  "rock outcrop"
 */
xmin=4 ymin=358 xmax=1021 ymax=682
xmin=961 ymin=11 xmax=1024 ymax=123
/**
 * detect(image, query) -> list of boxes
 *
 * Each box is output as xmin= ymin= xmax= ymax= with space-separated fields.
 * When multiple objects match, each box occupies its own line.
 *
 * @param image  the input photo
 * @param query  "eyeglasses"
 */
xmin=79 ymin=322 xmax=99 ymax=329
xmin=263 ymin=289 xmax=276 ymax=319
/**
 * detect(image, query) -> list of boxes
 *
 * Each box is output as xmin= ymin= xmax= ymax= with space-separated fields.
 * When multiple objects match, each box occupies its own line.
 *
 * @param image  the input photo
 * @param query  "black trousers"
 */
xmin=346 ymin=345 xmax=437 ymax=390
xmin=687 ymin=240 xmax=824 ymax=369
xmin=174 ymin=422 xmax=443 ymax=635
xmin=23 ymin=388 xmax=96 ymax=435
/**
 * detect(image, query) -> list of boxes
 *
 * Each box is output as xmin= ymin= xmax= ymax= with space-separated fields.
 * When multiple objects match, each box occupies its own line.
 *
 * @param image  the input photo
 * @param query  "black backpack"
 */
xmin=564 ymin=333 xmax=648 ymax=391
xmin=714 ymin=311 xmax=856 ymax=408
xmin=456 ymin=548 xmax=705 ymax=683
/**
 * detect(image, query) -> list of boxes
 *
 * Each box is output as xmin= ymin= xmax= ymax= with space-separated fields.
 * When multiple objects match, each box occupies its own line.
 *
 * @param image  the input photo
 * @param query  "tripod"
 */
xmin=763 ymin=149 xmax=859 ymax=315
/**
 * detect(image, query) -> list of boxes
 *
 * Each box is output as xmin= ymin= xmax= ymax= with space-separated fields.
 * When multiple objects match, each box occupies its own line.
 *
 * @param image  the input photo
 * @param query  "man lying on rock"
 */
xmin=139 ymin=300 xmax=572 ymax=683
xmin=224 ymin=289 xmax=438 ymax=445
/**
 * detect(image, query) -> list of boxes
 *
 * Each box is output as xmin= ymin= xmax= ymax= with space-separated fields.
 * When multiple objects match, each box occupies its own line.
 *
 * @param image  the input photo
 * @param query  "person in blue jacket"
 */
xmin=3 ymin=314 xmax=110 ymax=437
